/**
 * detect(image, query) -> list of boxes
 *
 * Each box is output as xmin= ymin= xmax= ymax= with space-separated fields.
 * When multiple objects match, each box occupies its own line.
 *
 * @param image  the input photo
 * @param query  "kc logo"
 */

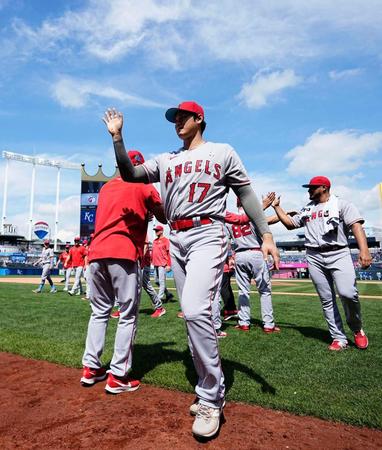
xmin=84 ymin=211 xmax=94 ymax=222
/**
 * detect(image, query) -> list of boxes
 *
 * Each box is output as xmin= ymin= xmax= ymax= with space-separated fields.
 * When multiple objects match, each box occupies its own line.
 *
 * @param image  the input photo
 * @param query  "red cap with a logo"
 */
xmin=302 ymin=176 xmax=331 ymax=188
xmin=128 ymin=150 xmax=145 ymax=166
xmin=165 ymin=101 xmax=204 ymax=123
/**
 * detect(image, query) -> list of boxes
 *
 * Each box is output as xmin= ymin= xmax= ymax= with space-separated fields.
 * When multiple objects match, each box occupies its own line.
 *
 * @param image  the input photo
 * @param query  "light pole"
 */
xmin=1 ymin=151 xmax=81 ymax=248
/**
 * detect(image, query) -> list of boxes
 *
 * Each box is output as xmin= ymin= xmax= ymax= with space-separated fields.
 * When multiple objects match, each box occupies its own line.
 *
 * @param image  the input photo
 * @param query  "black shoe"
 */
xmin=166 ymin=293 xmax=174 ymax=302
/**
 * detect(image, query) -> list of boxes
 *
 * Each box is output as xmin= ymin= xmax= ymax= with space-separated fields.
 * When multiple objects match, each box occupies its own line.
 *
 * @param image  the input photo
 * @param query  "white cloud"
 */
xmin=4 ymin=0 xmax=382 ymax=69
xmin=329 ymin=68 xmax=363 ymax=80
xmin=237 ymin=69 xmax=302 ymax=109
xmin=286 ymin=130 xmax=382 ymax=176
xmin=51 ymin=76 xmax=165 ymax=109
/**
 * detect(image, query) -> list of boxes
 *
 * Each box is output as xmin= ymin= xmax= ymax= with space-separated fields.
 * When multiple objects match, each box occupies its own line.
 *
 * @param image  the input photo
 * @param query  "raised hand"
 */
xmin=272 ymin=195 xmax=281 ymax=208
xmin=102 ymin=108 xmax=123 ymax=137
xmin=262 ymin=192 xmax=276 ymax=210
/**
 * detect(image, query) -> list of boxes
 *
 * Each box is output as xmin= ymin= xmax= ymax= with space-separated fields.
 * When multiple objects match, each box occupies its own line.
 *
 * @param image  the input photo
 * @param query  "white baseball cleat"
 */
xmin=192 ymin=403 xmax=222 ymax=438
xmin=190 ymin=399 xmax=225 ymax=416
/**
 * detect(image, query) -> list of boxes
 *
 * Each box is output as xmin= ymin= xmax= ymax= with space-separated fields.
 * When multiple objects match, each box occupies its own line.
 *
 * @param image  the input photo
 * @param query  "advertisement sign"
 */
xmin=81 ymin=193 xmax=99 ymax=206
xmin=33 ymin=221 xmax=50 ymax=240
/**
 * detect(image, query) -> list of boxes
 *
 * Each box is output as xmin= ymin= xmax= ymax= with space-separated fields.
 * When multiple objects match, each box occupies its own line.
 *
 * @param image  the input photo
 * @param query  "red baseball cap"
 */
xmin=302 ymin=176 xmax=331 ymax=188
xmin=153 ymin=225 xmax=164 ymax=231
xmin=165 ymin=101 xmax=204 ymax=123
xmin=128 ymin=150 xmax=145 ymax=166
xmin=43 ymin=240 xmax=50 ymax=245
xmin=82 ymin=239 xmax=88 ymax=245
xmin=74 ymin=236 xmax=81 ymax=242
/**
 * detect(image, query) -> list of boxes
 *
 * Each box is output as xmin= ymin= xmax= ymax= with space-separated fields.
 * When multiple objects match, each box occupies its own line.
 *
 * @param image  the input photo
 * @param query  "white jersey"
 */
xmin=290 ymin=197 xmax=363 ymax=248
xmin=40 ymin=247 xmax=54 ymax=265
xmin=142 ymin=142 xmax=250 ymax=221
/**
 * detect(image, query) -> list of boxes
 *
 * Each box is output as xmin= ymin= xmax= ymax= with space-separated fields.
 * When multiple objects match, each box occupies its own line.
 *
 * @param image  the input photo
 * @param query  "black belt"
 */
xmin=235 ymin=247 xmax=262 ymax=253
xmin=306 ymin=245 xmax=347 ymax=252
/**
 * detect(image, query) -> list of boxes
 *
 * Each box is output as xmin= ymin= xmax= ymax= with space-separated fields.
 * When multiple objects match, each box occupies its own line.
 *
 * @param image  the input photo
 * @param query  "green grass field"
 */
xmin=0 ymin=278 xmax=381 ymax=429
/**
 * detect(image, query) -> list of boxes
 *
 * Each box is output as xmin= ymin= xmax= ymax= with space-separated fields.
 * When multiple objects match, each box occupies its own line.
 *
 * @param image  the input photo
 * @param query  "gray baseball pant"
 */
xmin=142 ymin=266 xmax=162 ymax=309
xmin=307 ymin=247 xmax=363 ymax=344
xmin=82 ymin=258 xmax=140 ymax=376
xmin=41 ymin=263 xmax=54 ymax=286
xmin=65 ymin=268 xmax=73 ymax=290
xmin=235 ymin=250 xmax=275 ymax=328
xmin=154 ymin=266 xmax=171 ymax=300
xmin=70 ymin=266 xmax=84 ymax=294
xmin=170 ymin=222 xmax=227 ymax=409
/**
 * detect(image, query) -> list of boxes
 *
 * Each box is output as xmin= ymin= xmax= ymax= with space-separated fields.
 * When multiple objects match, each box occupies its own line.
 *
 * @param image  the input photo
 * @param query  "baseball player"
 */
xmin=225 ymin=199 xmax=279 ymax=332
xmin=81 ymin=239 xmax=91 ymax=301
xmin=33 ymin=240 xmax=57 ymax=293
xmin=56 ymin=244 xmax=71 ymax=291
xmin=152 ymin=225 xmax=174 ymax=302
xmin=81 ymin=149 xmax=166 ymax=393
xmin=272 ymin=176 xmax=372 ymax=351
xmin=103 ymin=102 xmax=279 ymax=438
xmin=220 ymin=250 xmax=237 ymax=321
xmin=142 ymin=238 xmax=166 ymax=317
xmin=66 ymin=237 xmax=87 ymax=296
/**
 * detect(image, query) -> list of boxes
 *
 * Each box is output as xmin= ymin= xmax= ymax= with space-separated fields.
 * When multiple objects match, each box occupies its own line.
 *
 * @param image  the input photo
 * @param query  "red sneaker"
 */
xmin=80 ymin=366 xmax=107 ymax=386
xmin=223 ymin=310 xmax=238 ymax=321
xmin=354 ymin=330 xmax=368 ymax=349
xmin=151 ymin=307 xmax=166 ymax=318
xmin=105 ymin=373 xmax=140 ymax=394
xmin=263 ymin=326 xmax=281 ymax=333
xmin=328 ymin=340 xmax=348 ymax=351
xmin=235 ymin=324 xmax=250 ymax=332
xmin=110 ymin=310 xmax=120 ymax=319
xmin=216 ymin=329 xmax=228 ymax=338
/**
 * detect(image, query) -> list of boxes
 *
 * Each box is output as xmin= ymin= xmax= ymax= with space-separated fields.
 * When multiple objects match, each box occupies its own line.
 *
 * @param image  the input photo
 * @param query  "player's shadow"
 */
xmin=278 ymin=321 xmax=329 ymax=343
xmin=122 ymin=341 xmax=275 ymax=396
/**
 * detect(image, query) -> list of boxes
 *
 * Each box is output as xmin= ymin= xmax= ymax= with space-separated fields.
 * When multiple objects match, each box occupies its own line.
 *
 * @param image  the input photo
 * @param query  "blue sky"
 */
xmin=0 ymin=0 xmax=381 ymax=242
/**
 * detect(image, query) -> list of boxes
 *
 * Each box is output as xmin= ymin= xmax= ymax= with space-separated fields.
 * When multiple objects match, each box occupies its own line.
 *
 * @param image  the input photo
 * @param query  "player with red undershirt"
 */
xmin=80 ymin=149 xmax=166 ymax=393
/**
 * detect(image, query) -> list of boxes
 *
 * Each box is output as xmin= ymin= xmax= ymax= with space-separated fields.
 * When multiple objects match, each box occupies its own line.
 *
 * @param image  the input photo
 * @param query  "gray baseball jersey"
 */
xmin=290 ymin=197 xmax=363 ymax=248
xmin=40 ymin=247 xmax=54 ymax=265
xmin=142 ymin=142 xmax=250 ymax=220
xmin=225 ymin=221 xmax=261 ymax=251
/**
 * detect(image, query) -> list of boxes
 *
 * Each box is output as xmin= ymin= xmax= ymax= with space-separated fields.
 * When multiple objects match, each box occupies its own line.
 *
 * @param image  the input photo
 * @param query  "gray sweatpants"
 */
xmin=82 ymin=258 xmax=140 ymax=376
xmin=170 ymin=221 xmax=227 ymax=409
xmin=307 ymin=247 xmax=362 ymax=344
xmin=235 ymin=250 xmax=274 ymax=328
xmin=142 ymin=266 xmax=162 ymax=309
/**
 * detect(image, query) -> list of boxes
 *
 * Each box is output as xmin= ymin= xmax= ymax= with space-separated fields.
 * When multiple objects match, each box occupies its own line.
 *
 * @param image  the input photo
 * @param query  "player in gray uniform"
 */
xmin=272 ymin=176 xmax=372 ymax=351
xmin=33 ymin=240 xmax=57 ymax=293
xmin=225 ymin=200 xmax=279 ymax=333
xmin=103 ymin=101 xmax=279 ymax=439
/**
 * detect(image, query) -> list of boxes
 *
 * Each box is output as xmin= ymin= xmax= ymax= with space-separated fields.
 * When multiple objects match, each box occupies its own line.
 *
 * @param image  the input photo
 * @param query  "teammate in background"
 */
xmin=81 ymin=149 xmax=166 ymax=393
xmin=81 ymin=238 xmax=91 ymax=301
xmin=220 ymin=250 xmax=237 ymax=321
xmin=33 ymin=240 xmax=57 ymax=294
xmin=143 ymin=239 xmax=167 ymax=317
xmin=66 ymin=237 xmax=87 ymax=296
xmin=56 ymin=244 xmax=70 ymax=290
xmin=225 ymin=197 xmax=280 ymax=333
xmin=103 ymin=102 xmax=279 ymax=439
xmin=272 ymin=176 xmax=372 ymax=351
xmin=152 ymin=225 xmax=174 ymax=302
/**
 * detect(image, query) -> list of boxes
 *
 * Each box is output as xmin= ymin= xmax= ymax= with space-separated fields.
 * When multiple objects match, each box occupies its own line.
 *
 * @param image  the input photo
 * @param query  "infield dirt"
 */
xmin=0 ymin=352 xmax=381 ymax=449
